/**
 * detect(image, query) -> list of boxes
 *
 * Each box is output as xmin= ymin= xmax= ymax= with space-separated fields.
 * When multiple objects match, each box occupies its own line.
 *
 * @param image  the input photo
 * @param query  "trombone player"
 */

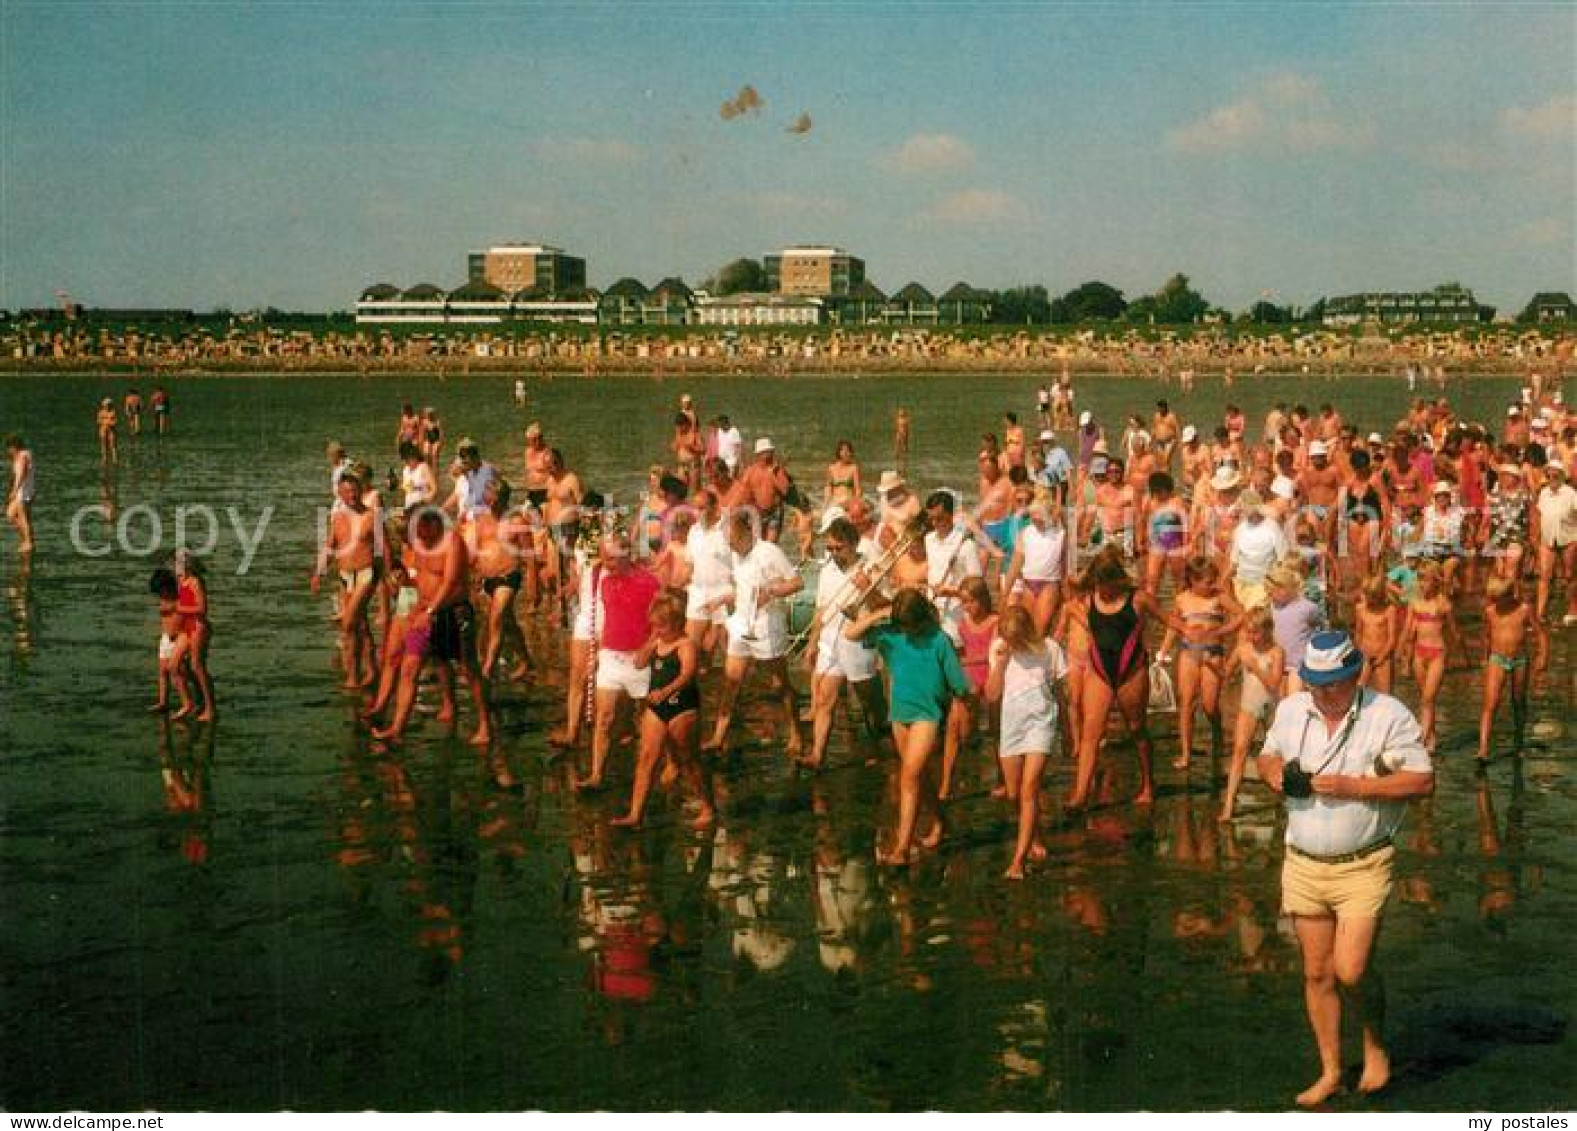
xmin=799 ymin=515 xmax=890 ymax=770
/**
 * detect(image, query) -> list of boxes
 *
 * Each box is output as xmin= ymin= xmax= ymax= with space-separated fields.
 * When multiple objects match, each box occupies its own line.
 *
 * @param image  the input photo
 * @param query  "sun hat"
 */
xmin=1079 ymin=411 xmax=1093 ymax=427
xmin=1038 ymin=429 xmax=1055 ymax=442
xmin=754 ymin=436 xmax=775 ymax=454
xmin=1299 ymin=629 xmax=1365 ymax=687
xmin=1367 ymin=432 xmax=1384 ymax=445
xmin=1211 ymin=465 xmax=1241 ymax=492
xmin=1181 ymin=425 xmax=1198 ymax=443
xmin=877 ymin=470 xmax=907 ymax=495
xmin=818 ymin=505 xmax=847 ymax=534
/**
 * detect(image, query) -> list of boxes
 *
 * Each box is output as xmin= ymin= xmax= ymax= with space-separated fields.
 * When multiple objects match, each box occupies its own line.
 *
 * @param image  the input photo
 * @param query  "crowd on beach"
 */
xmin=3 ymin=318 xmax=1572 ymax=377
xmin=7 ymin=367 xmax=1577 ymax=1106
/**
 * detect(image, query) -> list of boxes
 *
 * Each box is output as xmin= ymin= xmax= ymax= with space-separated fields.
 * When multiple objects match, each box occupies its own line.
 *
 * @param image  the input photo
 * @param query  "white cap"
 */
xmin=754 ymin=436 xmax=775 ymax=454
xmin=1432 ymin=481 xmax=1453 ymax=495
xmin=818 ymin=505 xmax=847 ymax=534
xmin=1181 ymin=425 xmax=1198 ymax=443
xmin=1079 ymin=410 xmax=1093 ymax=427
xmin=1367 ymin=432 xmax=1384 ymax=444
xmin=1532 ymin=417 xmax=1551 ymax=431
xmin=1309 ymin=439 xmax=1329 ymax=457
xmin=1507 ymin=405 xmax=1522 ymax=417
xmin=1038 ymin=429 xmax=1055 ymax=442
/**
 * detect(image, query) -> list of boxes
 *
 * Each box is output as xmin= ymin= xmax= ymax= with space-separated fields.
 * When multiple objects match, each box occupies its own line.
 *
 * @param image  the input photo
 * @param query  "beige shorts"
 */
xmin=1281 ymin=844 xmax=1394 ymax=919
xmin=1233 ymin=578 xmax=1269 ymax=610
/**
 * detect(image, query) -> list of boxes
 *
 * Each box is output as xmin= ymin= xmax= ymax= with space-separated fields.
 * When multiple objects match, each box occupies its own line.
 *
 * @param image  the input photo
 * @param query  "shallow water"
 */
xmin=0 ymin=371 xmax=1573 ymax=1111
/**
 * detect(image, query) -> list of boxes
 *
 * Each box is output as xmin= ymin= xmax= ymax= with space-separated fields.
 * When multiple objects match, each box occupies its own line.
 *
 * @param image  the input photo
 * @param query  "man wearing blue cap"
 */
xmin=1256 ymin=629 xmax=1434 ymax=1106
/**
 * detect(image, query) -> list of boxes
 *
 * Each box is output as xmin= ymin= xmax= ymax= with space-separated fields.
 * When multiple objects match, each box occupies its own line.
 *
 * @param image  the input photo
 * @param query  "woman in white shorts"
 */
xmin=549 ymin=543 xmax=602 ymax=749
xmin=986 ymin=605 xmax=1069 ymax=880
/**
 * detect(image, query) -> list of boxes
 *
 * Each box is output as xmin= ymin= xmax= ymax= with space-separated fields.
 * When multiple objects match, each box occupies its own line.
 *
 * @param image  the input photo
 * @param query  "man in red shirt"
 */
xmin=574 ymin=531 xmax=662 ymax=791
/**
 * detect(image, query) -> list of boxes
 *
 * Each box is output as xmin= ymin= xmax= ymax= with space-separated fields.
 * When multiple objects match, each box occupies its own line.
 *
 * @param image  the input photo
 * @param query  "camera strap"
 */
xmin=1293 ymin=691 xmax=1366 ymax=776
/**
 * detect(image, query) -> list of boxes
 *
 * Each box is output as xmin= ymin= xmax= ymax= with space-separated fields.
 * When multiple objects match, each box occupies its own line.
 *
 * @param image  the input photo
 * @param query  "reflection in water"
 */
xmin=156 ymin=717 xmax=214 ymax=865
xmin=5 ymin=552 xmax=36 ymax=669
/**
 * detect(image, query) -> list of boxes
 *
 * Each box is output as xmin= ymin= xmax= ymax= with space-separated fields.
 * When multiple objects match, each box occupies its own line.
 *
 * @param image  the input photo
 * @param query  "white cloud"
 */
xmin=531 ymin=137 xmax=640 ymax=165
xmin=750 ymin=191 xmax=848 ymax=220
xmin=1502 ymin=95 xmax=1576 ymax=140
xmin=877 ymin=132 xmax=976 ymax=174
xmin=919 ymin=188 xmax=1026 ymax=226
xmin=1167 ymin=71 xmax=1375 ymax=155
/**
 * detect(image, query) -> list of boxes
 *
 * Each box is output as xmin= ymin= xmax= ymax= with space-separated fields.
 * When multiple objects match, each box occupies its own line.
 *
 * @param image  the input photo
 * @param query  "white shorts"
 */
xmin=159 ymin=634 xmax=178 ymax=662
xmin=686 ymin=585 xmax=730 ymax=626
xmin=594 ymin=648 xmax=651 ymax=698
xmin=814 ymin=635 xmax=878 ymax=683
xmin=726 ymin=624 xmax=788 ymax=662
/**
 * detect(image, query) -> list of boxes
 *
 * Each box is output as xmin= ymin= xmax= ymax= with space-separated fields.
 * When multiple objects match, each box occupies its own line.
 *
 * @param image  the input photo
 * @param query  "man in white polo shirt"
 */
xmin=1534 ymin=462 xmax=1577 ymax=624
xmin=1256 ymin=630 xmax=1434 ymax=1107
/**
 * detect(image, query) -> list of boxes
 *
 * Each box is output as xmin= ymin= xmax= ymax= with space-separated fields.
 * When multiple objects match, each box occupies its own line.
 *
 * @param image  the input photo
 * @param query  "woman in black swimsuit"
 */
xmin=1068 ymin=545 xmax=1162 ymax=811
xmin=612 ymin=592 xmax=715 ymax=829
xmin=1338 ymin=449 xmax=1390 ymax=599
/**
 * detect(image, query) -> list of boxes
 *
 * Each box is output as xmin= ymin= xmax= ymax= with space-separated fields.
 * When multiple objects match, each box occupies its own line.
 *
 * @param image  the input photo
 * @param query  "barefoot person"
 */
xmin=611 ymin=592 xmax=715 ymax=829
xmin=4 ymin=434 xmax=34 ymax=554
xmin=373 ymin=507 xmax=498 ymax=760
xmin=312 ymin=469 xmax=383 ymax=689
xmin=845 ymin=589 xmax=969 ymax=864
xmin=1255 ymin=630 xmax=1433 ymax=1106
xmin=801 ymin=515 xmax=887 ymax=771
xmin=1475 ymin=576 xmax=1533 ymax=764
xmin=573 ymin=531 xmax=661 ymax=792
xmin=702 ymin=511 xmax=804 ymax=758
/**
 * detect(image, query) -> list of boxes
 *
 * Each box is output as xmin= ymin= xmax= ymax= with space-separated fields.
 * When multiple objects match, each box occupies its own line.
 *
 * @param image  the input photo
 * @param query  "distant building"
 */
xmin=355 ymin=281 xmax=596 ymax=325
xmin=883 ymin=282 xmax=939 ymax=325
xmin=598 ymin=277 xmax=694 ymax=326
xmin=1323 ymin=283 xmax=1493 ymax=327
xmin=467 ymin=243 xmax=587 ymax=295
xmin=937 ymin=282 xmax=992 ymax=324
xmin=1524 ymin=292 xmax=1574 ymax=323
xmin=829 ymin=280 xmax=887 ymax=325
xmin=764 ymin=246 xmax=865 ymax=297
xmin=694 ymin=292 xmax=823 ymax=327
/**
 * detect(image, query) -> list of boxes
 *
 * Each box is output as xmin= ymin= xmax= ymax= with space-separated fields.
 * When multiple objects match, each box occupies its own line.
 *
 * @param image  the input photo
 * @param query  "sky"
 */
xmin=2 ymin=1 xmax=1573 ymax=315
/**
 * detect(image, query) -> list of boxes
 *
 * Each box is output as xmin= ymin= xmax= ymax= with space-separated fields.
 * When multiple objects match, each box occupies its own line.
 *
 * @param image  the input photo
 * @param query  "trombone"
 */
xmin=788 ymin=518 xmax=926 ymax=654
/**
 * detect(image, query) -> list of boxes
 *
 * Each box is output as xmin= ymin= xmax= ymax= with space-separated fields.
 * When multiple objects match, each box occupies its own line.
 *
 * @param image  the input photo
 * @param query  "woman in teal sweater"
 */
xmin=846 ymin=588 xmax=971 ymax=864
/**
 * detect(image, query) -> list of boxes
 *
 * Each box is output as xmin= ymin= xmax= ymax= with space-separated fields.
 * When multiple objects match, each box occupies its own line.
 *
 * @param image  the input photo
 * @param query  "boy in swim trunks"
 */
xmin=1476 ymin=575 xmax=1533 ymax=764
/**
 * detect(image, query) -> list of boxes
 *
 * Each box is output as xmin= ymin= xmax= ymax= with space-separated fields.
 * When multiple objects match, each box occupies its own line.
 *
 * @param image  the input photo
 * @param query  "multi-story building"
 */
xmin=694 ymin=292 xmax=823 ymax=327
xmin=764 ymin=246 xmax=865 ymax=297
xmin=466 ymin=244 xmax=587 ymax=296
xmin=1322 ymin=283 xmax=1493 ymax=326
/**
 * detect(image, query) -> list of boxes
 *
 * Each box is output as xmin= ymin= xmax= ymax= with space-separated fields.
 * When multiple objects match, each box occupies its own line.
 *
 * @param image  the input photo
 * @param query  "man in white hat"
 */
xmin=735 ymin=436 xmax=792 ymax=542
xmin=1178 ymin=424 xmax=1210 ymax=502
xmin=1299 ymin=439 xmax=1342 ymax=542
xmin=1534 ymin=461 xmax=1577 ymax=624
xmin=1193 ymin=463 xmax=1243 ymax=566
xmin=1256 ymin=629 xmax=1433 ymax=1106
xmin=1418 ymin=480 xmax=1466 ymax=590
xmin=1034 ymin=429 xmax=1073 ymax=506
xmin=876 ymin=470 xmax=921 ymax=546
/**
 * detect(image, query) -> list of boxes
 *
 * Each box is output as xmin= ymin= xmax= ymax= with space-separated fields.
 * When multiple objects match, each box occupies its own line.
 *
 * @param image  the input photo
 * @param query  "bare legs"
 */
xmin=1292 ymin=913 xmax=1389 ymax=1106
xmin=1000 ymin=752 xmax=1048 ymax=879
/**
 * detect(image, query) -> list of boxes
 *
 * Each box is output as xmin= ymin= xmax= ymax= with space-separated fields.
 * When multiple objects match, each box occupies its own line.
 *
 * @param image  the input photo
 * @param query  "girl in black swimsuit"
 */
xmin=1069 ymin=546 xmax=1161 ymax=811
xmin=612 ymin=592 xmax=715 ymax=829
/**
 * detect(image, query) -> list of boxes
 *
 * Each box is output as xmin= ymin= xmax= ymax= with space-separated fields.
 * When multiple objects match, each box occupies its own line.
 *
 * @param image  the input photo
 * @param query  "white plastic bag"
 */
xmin=1148 ymin=658 xmax=1177 ymax=714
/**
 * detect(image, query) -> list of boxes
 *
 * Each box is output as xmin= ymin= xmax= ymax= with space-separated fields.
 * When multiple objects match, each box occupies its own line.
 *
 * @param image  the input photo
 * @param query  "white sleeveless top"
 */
xmin=1019 ymin=524 xmax=1065 ymax=582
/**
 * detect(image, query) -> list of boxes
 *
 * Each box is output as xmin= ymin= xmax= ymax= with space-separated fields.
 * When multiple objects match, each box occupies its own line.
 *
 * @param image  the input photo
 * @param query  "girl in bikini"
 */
xmin=1157 ymin=556 xmax=1240 ymax=772
xmin=1141 ymin=471 xmax=1190 ymax=596
xmin=824 ymin=440 xmax=862 ymax=510
xmin=1067 ymin=546 xmax=1161 ymax=811
xmin=1401 ymin=560 xmax=1456 ymax=751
